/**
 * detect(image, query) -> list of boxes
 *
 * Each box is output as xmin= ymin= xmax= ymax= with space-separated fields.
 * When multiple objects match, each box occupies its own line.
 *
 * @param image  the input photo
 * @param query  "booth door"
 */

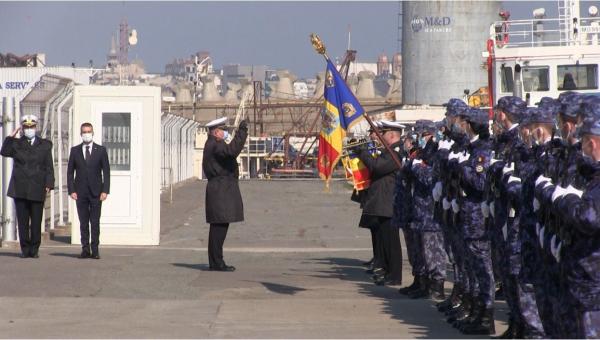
xmin=91 ymin=102 xmax=142 ymax=228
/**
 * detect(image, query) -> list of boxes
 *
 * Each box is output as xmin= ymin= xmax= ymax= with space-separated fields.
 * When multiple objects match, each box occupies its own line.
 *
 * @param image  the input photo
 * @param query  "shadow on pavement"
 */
xmin=256 ymin=281 xmax=307 ymax=295
xmin=307 ymin=256 xmax=470 ymax=339
xmin=49 ymin=252 xmax=82 ymax=258
xmin=0 ymin=252 xmax=22 ymax=257
xmin=171 ymin=263 xmax=211 ymax=271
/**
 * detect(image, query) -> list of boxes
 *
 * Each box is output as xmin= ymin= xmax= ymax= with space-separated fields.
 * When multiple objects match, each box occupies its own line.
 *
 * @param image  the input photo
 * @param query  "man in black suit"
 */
xmin=1 ymin=115 xmax=54 ymax=258
xmin=67 ymin=122 xmax=110 ymax=259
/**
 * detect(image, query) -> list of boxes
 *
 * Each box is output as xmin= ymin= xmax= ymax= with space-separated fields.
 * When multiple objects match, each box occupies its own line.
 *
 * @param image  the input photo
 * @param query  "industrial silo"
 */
xmin=402 ymin=1 xmax=501 ymax=105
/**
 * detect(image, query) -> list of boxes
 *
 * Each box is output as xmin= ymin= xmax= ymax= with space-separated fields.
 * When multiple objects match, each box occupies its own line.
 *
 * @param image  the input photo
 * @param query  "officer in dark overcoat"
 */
xmin=0 ymin=114 xmax=54 ymax=258
xmin=202 ymin=117 xmax=248 ymax=271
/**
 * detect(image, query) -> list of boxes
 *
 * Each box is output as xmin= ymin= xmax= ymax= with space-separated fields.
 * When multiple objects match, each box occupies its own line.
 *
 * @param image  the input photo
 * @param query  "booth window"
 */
xmin=558 ymin=64 xmax=599 ymax=90
xmin=522 ymin=66 xmax=550 ymax=91
xmin=500 ymin=65 xmax=514 ymax=93
xmin=102 ymin=112 xmax=131 ymax=171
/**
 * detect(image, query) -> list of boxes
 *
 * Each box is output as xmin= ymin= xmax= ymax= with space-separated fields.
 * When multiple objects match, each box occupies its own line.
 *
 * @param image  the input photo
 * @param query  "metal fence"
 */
xmin=1 ymin=85 xmax=200 ymax=243
xmin=160 ymin=113 xmax=200 ymax=190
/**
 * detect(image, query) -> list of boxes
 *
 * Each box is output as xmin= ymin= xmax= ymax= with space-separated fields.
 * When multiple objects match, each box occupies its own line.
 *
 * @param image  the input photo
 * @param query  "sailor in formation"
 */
xmin=352 ymin=93 xmax=600 ymax=337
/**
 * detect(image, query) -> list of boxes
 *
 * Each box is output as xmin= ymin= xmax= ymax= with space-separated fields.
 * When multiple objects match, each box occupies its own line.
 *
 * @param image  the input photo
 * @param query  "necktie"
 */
xmin=85 ymin=145 xmax=91 ymax=163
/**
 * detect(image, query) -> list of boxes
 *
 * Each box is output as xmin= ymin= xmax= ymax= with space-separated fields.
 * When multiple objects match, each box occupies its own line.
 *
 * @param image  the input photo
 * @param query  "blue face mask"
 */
xmin=436 ymin=131 xmax=444 ymax=141
xmin=222 ymin=131 xmax=230 ymax=140
xmin=418 ymin=137 xmax=427 ymax=148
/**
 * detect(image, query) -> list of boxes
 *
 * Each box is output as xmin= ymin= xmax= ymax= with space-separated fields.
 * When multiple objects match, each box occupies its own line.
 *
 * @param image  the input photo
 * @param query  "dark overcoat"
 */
xmin=202 ymin=127 xmax=248 ymax=224
xmin=358 ymin=141 xmax=402 ymax=218
xmin=0 ymin=135 xmax=55 ymax=202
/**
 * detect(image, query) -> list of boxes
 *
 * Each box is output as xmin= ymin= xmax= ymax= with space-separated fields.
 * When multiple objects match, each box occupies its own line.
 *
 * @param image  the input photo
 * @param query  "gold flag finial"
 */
xmin=310 ymin=33 xmax=326 ymax=55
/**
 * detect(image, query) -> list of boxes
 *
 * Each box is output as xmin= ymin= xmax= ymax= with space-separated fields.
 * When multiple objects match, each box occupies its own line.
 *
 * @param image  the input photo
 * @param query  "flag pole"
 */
xmin=310 ymin=33 xmax=403 ymax=170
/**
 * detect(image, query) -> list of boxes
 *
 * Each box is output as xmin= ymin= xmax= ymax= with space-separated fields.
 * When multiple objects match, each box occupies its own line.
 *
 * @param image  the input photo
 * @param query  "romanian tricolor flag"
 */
xmin=318 ymin=59 xmax=365 ymax=183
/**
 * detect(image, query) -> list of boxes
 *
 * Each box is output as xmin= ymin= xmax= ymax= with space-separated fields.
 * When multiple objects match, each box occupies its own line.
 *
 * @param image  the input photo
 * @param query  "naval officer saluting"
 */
xmin=203 ymin=117 xmax=248 ymax=271
xmin=0 ymin=115 xmax=54 ymax=258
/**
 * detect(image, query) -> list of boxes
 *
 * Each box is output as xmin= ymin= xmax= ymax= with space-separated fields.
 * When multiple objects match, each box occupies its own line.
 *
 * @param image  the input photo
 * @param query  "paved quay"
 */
xmin=0 ymin=179 xmax=507 ymax=338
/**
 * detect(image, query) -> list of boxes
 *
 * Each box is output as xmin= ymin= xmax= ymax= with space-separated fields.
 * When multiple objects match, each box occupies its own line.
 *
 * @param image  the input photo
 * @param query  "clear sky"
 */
xmin=0 ymin=1 xmax=595 ymax=78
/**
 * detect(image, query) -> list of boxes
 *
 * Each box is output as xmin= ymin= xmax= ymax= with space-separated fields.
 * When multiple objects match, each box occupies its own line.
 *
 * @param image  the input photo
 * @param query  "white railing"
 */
xmin=490 ymin=17 xmax=600 ymax=49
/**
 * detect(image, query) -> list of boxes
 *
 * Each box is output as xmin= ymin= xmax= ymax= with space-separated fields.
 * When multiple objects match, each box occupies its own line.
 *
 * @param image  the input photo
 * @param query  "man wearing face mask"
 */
xmin=540 ymin=112 xmax=600 ymax=338
xmin=535 ymin=97 xmax=600 ymax=338
xmin=434 ymin=100 xmax=473 ymax=321
xmin=357 ymin=121 xmax=404 ymax=286
xmin=404 ymin=121 xmax=447 ymax=300
xmin=452 ymin=108 xmax=495 ymax=335
xmin=486 ymin=96 xmax=527 ymax=338
xmin=203 ymin=117 xmax=248 ymax=272
xmin=67 ymin=123 xmax=110 ymax=259
xmin=506 ymin=108 xmax=560 ymax=338
xmin=1 ymin=115 xmax=54 ymax=258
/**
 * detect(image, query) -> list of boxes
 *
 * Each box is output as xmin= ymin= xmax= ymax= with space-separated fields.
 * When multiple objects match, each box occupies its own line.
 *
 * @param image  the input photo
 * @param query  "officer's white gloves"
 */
xmin=432 ymin=182 xmax=442 ymax=202
xmin=481 ymin=202 xmax=490 ymax=218
xmin=451 ymin=199 xmax=460 ymax=213
xmin=551 ymin=186 xmax=568 ymax=202
xmin=502 ymin=163 xmax=515 ymax=175
xmin=458 ymin=152 xmax=470 ymax=164
xmin=490 ymin=158 xmax=501 ymax=165
xmin=448 ymin=151 xmax=461 ymax=161
xmin=507 ymin=176 xmax=521 ymax=184
xmin=564 ymin=185 xmax=583 ymax=198
xmin=535 ymin=175 xmax=551 ymax=187
xmin=412 ymin=159 xmax=423 ymax=167
xmin=442 ymin=198 xmax=451 ymax=210
xmin=438 ymin=139 xmax=454 ymax=150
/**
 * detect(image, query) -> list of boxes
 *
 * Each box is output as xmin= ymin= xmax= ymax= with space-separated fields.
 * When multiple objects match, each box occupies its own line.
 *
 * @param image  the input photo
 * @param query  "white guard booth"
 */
xmin=70 ymin=86 xmax=161 ymax=245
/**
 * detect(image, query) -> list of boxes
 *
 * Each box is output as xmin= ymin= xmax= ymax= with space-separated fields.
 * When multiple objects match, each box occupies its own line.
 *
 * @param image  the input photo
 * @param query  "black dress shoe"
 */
xmin=211 ymin=265 xmax=235 ymax=272
xmin=79 ymin=252 xmax=90 ymax=259
xmin=20 ymin=253 xmax=29 ymax=258
xmin=385 ymin=279 xmax=402 ymax=286
xmin=91 ymin=254 xmax=100 ymax=260
xmin=30 ymin=253 xmax=39 ymax=258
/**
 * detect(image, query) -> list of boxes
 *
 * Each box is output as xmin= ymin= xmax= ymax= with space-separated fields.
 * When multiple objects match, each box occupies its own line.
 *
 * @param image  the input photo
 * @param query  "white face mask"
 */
xmin=81 ymin=133 xmax=93 ymax=143
xmin=23 ymin=128 xmax=36 ymax=139
xmin=222 ymin=131 xmax=230 ymax=140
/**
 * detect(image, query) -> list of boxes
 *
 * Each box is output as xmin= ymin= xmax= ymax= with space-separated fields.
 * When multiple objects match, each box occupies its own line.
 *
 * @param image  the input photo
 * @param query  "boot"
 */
xmin=454 ymin=296 xmax=479 ymax=329
xmin=447 ymin=294 xmax=472 ymax=323
xmin=462 ymin=307 xmax=496 ymax=335
xmin=458 ymin=298 xmax=484 ymax=332
xmin=438 ymin=284 xmax=463 ymax=313
xmin=398 ymin=275 xmax=420 ymax=295
xmin=409 ymin=276 xmax=431 ymax=299
xmin=430 ymin=279 xmax=445 ymax=300
xmin=437 ymin=284 xmax=458 ymax=311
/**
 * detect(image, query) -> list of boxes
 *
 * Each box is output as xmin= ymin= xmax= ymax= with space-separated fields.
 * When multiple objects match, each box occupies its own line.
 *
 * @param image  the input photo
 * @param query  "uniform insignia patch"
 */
xmin=476 ymin=165 xmax=484 ymax=173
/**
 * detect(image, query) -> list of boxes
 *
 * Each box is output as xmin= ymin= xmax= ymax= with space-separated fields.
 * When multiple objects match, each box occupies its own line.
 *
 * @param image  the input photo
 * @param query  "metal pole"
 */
xmin=2 ymin=97 xmax=17 ymax=242
xmin=253 ymin=81 xmax=258 ymax=136
xmin=56 ymin=90 xmax=72 ymax=226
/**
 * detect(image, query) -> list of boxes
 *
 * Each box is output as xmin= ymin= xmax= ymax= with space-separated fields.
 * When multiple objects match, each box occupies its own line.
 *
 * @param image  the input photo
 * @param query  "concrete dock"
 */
xmin=0 ymin=180 xmax=507 ymax=338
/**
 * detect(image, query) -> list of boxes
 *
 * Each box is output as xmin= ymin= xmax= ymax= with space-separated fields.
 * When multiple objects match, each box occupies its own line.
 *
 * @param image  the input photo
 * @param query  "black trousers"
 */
xmin=377 ymin=217 xmax=403 ymax=282
xmin=14 ymin=198 xmax=44 ymax=256
xmin=76 ymin=187 xmax=102 ymax=254
xmin=208 ymin=223 xmax=229 ymax=268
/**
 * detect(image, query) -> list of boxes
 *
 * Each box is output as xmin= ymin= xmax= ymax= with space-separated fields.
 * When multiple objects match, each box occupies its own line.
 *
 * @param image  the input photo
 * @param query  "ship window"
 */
xmin=557 ymin=64 xmax=598 ymax=90
xmin=522 ymin=66 xmax=549 ymax=91
xmin=500 ymin=66 xmax=514 ymax=93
